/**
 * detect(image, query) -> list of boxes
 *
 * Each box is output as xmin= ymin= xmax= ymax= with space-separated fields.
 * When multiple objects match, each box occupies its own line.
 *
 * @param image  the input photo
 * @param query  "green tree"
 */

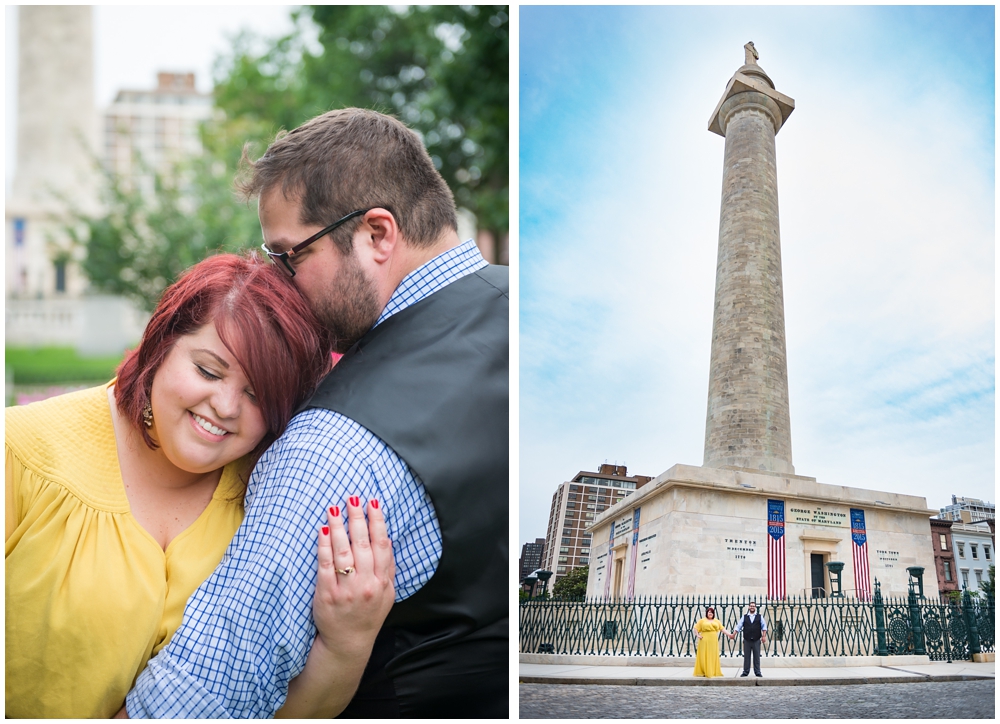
xmin=68 ymin=6 xmax=507 ymax=310
xmin=214 ymin=5 xmax=509 ymax=260
xmin=980 ymin=565 xmax=995 ymax=599
xmin=66 ymin=151 xmax=260 ymax=312
xmin=552 ymin=566 xmax=589 ymax=600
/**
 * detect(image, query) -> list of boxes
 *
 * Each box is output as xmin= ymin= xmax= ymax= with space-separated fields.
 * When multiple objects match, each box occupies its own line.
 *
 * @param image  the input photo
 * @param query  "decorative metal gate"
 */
xmin=520 ymin=583 xmax=994 ymax=661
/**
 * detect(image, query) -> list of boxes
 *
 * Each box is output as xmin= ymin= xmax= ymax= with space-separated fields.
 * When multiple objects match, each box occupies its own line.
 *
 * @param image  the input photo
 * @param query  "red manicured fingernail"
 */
xmin=349 ymin=496 xmax=360 ymax=507
xmin=321 ymin=526 xmax=329 ymax=536
xmin=330 ymin=506 xmax=340 ymax=517
xmin=371 ymin=499 xmax=379 ymax=510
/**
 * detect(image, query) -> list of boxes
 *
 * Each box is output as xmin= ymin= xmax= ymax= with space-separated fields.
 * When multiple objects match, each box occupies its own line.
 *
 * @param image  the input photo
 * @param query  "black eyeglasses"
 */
xmin=261 ymin=209 xmax=370 ymax=277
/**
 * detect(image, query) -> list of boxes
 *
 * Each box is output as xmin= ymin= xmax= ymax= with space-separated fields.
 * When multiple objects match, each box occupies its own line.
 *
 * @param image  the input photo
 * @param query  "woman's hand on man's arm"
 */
xmin=276 ymin=497 xmax=395 ymax=718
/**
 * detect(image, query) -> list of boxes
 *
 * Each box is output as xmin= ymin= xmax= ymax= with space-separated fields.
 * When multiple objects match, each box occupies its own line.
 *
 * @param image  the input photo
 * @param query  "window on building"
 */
xmin=568 ymin=493 xmax=577 ymax=500
xmin=561 ymin=538 xmax=571 ymax=545
xmin=558 ymin=556 xmax=567 ymax=563
xmin=961 ymin=569 xmax=970 ymax=588
xmin=581 ymin=547 xmax=590 ymax=554
xmin=54 ymin=260 xmax=66 ymax=293
xmin=985 ymin=547 xmax=991 ymax=561
xmin=943 ymin=561 xmax=952 ymax=582
xmin=557 ymin=566 xmax=566 ymax=573
xmin=586 ymin=504 xmax=596 ymax=510
xmin=587 ymin=495 xmax=596 ymax=501
xmin=584 ymin=513 xmax=594 ymax=519
xmin=958 ymin=543 xmax=965 ymax=558
xmin=975 ymin=569 xmax=983 ymax=586
xmin=971 ymin=544 xmax=978 ymax=560
xmin=566 ymin=501 xmax=576 ymax=508
xmin=939 ymin=533 xmax=948 ymax=551
xmin=579 ymin=558 xmax=589 ymax=565
xmin=559 ymin=547 xmax=568 ymax=554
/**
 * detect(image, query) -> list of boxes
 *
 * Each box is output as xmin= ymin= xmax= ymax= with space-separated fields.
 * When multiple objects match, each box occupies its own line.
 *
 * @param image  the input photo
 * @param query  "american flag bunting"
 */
xmin=767 ymin=499 xmax=786 ymax=600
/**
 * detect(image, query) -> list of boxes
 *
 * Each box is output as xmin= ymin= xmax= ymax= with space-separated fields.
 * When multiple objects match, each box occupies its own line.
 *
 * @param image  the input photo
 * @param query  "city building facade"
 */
xmin=519 ymin=538 xmax=546 ymax=582
xmin=929 ymin=517 xmax=958 ymax=595
xmin=949 ymin=520 xmax=994 ymax=592
xmin=541 ymin=464 xmax=651 ymax=588
xmin=103 ymin=72 xmax=213 ymax=196
xmin=938 ymin=496 xmax=995 ymax=524
xmin=5 ymin=11 xmax=210 ymax=354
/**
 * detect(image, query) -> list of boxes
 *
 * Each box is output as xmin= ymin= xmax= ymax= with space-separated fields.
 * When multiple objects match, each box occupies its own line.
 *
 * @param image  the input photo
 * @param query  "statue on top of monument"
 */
xmin=744 ymin=41 xmax=759 ymax=65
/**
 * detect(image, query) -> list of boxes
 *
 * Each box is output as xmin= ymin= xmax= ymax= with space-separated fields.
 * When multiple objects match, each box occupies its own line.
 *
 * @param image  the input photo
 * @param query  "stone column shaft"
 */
xmin=704 ymin=57 xmax=795 ymax=475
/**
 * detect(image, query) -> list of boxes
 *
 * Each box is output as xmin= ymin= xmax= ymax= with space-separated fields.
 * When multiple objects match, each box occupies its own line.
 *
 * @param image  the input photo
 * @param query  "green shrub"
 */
xmin=6 ymin=347 xmax=124 ymax=384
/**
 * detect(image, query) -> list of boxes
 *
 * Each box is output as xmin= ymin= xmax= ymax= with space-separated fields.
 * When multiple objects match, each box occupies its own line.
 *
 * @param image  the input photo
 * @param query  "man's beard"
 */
xmin=314 ymin=251 xmax=382 ymax=354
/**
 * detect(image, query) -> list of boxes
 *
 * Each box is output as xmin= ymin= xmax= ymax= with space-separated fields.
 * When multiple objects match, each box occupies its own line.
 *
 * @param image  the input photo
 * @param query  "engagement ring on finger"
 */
xmin=335 ymin=566 xmax=355 ymax=575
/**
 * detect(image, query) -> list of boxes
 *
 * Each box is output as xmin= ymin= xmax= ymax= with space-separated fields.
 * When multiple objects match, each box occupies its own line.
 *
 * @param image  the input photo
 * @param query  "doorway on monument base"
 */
xmin=810 ymin=553 xmax=827 ymax=598
xmin=612 ymin=554 xmax=625 ymax=599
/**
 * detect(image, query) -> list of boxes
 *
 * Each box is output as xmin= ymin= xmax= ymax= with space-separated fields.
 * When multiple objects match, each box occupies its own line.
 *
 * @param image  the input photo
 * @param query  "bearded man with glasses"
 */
xmin=123 ymin=108 xmax=508 ymax=719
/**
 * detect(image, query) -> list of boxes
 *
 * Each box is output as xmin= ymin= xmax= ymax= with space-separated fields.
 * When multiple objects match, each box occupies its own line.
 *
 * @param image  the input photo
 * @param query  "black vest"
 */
xmin=742 ymin=613 xmax=763 ymax=641
xmin=308 ymin=265 xmax=508 ymax=718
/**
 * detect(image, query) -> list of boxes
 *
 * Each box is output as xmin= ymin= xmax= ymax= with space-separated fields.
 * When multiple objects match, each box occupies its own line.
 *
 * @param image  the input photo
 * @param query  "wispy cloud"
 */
xmin=519 ymin=6 xmax=994 ymax=543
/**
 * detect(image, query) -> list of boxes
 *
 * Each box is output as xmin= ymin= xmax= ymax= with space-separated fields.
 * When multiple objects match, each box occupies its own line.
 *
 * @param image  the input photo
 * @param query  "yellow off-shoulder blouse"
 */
xmin=5 ymin=383 xmax=247 ymax=718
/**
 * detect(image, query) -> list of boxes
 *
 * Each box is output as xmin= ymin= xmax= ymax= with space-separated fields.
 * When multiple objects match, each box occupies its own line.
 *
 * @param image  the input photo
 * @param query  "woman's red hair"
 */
xmin=115 ymin=252 xmax=332 ymax=462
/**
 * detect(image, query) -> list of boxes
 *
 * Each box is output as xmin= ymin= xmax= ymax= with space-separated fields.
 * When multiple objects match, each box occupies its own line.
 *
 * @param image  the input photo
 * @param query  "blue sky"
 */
xmin=519 ymin=6 xmax=995 ymax=544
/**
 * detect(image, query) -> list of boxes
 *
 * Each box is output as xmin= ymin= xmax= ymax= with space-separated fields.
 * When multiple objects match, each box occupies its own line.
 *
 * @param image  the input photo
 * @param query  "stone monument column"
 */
xmin=7 ymin=5 xmax=97 ymax=298
xmin=703 ymin=43 xmax=797 ymax=475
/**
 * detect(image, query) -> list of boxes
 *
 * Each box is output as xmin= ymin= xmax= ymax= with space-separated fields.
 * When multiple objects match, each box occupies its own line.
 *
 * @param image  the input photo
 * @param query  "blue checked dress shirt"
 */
xmin=127 ymin=239 xmax=489 ymax=718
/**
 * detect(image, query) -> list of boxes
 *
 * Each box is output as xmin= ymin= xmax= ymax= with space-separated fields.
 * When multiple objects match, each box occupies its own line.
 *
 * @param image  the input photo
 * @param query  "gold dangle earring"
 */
xmin=142 ymin=402 xmax=154 ymax=428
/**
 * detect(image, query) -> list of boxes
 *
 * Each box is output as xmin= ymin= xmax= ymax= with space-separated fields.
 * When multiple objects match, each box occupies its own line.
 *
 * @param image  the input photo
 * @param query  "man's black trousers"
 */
xmin=742 ymin=639 xmax=762 ymax=676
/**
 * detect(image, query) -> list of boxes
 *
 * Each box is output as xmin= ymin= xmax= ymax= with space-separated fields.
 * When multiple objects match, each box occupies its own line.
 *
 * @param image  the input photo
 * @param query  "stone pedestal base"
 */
xmin=586 ymin=464 xmax=939 ymax=600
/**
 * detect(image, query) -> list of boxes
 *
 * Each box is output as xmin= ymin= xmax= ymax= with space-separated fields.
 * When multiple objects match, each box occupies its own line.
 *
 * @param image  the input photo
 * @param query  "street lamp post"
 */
xmin=535 ymin=569 xmax=553 ymax=598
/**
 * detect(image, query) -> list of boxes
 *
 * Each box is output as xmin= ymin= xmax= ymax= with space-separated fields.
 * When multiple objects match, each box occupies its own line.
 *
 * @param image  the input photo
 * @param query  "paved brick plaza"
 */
xmin=520 ymin=680 xmax=995 ymax=719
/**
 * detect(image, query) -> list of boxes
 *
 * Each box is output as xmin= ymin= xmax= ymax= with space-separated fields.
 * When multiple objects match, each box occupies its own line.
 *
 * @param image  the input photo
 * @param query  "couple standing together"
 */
xmin=693 ymin=602 xmax=768 ymax=678
xmin=7 ymin=109 xmax=508 ymax=718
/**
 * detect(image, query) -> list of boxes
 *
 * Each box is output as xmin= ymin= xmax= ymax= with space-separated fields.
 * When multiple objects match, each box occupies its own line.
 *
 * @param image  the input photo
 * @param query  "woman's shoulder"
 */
xmin=6 ymin=384 xmax=124 ymax=506
xmin=7 ymin=381 xmax=110 ymax=428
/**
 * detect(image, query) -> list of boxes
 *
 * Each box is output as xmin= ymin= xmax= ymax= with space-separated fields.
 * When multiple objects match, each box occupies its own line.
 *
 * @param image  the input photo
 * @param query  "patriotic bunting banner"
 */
xmin=603 ymin=524 xmax=614 ymax=600
xmin=625 ymin=508 xmax=641 ymax=600
xmin=851 ymin=508 xmax=872 ymax=601
xmin=767 ymin=499 xmax=786 ymax=600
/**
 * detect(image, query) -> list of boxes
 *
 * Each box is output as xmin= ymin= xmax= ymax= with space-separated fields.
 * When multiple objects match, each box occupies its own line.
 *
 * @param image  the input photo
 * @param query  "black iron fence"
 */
xmin=520 ymin=583 xmax=994 ymax=661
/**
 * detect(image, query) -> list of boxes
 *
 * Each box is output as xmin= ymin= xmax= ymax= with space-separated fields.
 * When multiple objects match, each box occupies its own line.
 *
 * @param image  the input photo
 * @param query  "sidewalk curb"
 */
xmin=519 ymin=674 xmax=994 ymax=687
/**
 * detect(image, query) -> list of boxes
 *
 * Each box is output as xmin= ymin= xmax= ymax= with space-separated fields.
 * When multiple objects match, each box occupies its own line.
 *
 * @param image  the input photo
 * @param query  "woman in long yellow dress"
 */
xmin=693 ymin=606 xmax=730 ymax=677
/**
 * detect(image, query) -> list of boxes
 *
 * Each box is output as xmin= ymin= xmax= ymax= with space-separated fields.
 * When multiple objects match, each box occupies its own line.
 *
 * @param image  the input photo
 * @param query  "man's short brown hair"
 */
xmin=239 ymin=108 xmax=457 ymax=251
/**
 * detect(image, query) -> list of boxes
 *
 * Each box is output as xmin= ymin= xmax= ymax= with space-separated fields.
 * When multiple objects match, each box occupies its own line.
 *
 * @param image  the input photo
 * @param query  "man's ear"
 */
xmin=361 ymin=208 xmax=399 ymax=264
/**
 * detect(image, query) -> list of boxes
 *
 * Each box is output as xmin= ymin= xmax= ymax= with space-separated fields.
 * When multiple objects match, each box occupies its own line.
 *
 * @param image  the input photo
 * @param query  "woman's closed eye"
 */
xmin=196 ymin=365 xmax=221 ymax=381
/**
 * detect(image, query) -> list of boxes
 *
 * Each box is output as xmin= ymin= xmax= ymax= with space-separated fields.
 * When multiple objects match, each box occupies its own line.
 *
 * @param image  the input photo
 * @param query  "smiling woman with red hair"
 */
xmin=6 ymin=252 xmax=395 ymax=718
